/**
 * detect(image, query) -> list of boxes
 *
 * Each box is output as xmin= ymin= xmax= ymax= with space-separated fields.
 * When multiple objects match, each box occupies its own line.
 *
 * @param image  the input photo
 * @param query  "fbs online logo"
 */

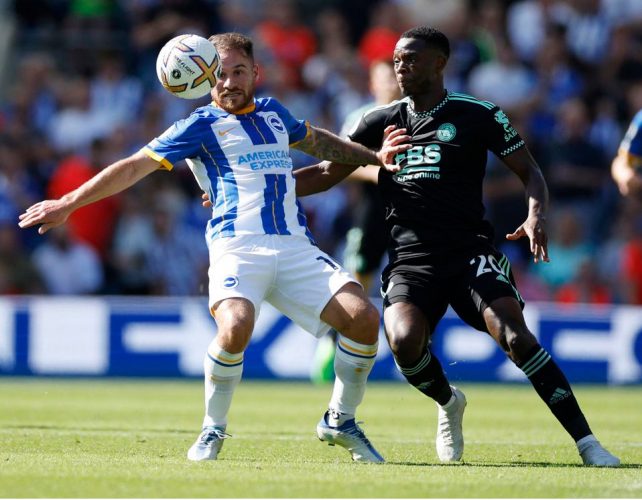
xmin=222 ymin=275 xmax=239 ymax=288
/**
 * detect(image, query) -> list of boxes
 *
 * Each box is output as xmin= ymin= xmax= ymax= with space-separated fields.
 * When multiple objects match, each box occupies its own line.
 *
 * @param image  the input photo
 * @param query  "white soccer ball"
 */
xmin=156 ymin=34 xmax=221 ymax=99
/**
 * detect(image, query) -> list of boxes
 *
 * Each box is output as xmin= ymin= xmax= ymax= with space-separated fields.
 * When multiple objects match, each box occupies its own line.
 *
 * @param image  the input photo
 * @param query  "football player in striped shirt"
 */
xmin=18 ymin=32 xmax=410 ymax=463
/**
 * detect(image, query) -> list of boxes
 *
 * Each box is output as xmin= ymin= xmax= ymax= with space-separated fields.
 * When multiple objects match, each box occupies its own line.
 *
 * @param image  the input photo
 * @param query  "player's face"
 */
xmin=211 ymin=48 xmax=258 ymax=113
xmin=393 ymin=38 xmax=446 ymax=96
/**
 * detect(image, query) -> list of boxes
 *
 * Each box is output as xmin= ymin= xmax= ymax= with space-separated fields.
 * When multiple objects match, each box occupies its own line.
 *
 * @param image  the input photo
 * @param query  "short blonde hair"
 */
xmin=209 ymin=32 xmax=254 ymax=60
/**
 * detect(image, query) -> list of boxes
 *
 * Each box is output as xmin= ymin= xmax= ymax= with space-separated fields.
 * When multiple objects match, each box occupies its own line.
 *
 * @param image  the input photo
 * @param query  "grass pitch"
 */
xmin=1 ymin=379 xmax=640 ymax=498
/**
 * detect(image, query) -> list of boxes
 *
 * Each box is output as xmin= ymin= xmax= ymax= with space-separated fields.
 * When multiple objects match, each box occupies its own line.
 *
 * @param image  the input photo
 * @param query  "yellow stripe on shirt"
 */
xmin=141 ymin=147 xmax=174 ymax=171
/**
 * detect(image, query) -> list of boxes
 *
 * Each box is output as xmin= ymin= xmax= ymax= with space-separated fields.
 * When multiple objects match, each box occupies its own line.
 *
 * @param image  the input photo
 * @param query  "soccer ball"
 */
xmin=156 ymin=34 xmax=221 ymax=99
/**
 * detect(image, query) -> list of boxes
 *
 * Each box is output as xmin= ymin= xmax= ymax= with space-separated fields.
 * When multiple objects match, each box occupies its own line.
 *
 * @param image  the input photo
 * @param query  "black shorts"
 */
xmin=382 ymin=239 xmax=524 ymax=333
xmin=343 ymin=184 xmax=388 ymax=275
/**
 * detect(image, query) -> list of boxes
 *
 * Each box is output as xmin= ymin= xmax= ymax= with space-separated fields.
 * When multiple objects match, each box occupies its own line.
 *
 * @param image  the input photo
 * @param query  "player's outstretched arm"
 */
xmin=502 ymin=147 xmax=550 ymax=263
xmin=292 ymin=125 xmax=409 ymax=169
xmin=18 ymin=151 xmax=162 ymax=234
xmin=293 ymin=125 xmax=408 ymax=196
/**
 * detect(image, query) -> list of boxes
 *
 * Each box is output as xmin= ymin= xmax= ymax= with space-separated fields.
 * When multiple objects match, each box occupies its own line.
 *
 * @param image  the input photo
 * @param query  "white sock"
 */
xmin=328 ymin=335 xmax=377 ymax=423
xmin=202 ymin=340 xmax=243 ymax=429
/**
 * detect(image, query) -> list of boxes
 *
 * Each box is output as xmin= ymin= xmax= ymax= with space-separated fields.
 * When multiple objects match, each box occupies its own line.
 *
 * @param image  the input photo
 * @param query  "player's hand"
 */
xmin=505 ymin=215 xmax=550 ymax=263
xmin=18 ymin=199 xmax=72 ymax=235
xmin=201 ymin=192 xmax=212 ymax=208
xmin=376 ymin=125 xmax=411 ymax=172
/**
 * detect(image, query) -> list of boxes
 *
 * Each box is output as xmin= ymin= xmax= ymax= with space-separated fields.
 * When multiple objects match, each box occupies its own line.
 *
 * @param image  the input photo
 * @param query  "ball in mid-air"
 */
xmin=156 ymin=34 xmax=221 ymax=99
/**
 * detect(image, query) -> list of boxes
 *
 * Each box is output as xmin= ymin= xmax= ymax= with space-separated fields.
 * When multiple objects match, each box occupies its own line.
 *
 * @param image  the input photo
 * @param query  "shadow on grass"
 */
xmin=7 ymin=426 xmax=641 ymax=469
xmin=6 ymin=424 xmax=308 ymax=439
xmin=387 ymin=460 xmax=642 ymax=469
xmin=6 ymin=424 xmax=194 ymax=435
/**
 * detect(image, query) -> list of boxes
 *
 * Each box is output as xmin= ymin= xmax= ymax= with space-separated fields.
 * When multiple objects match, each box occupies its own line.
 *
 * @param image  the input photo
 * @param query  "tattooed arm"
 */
xmin=292 ymin=126 xmax=385 ymax=166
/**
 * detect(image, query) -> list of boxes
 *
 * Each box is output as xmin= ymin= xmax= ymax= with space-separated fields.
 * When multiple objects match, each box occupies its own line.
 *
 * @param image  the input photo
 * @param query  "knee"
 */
xmin=505 ymin=329 xmax=538 ymax=362
xmin=385 ymin=320 xmax=425 ymax=364
xmin=485 ymin=309 xmax=536 ymax=361
xmin=341 ymin=301 xmax=380 ymax=344
xmin=213 ymin=303 xmax=255 ymax=353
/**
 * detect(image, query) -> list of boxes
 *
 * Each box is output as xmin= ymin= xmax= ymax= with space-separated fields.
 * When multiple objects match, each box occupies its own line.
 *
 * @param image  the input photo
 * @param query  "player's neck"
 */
xmin=409 ymin=87 xmax=446 ymax=114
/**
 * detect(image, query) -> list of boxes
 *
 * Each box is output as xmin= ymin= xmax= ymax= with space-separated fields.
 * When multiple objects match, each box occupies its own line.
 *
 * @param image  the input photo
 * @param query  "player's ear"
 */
xmin=435 ymin=55 xmax=448 ymax=73
xmin=253 ymin=63 xmax=259 ymax=81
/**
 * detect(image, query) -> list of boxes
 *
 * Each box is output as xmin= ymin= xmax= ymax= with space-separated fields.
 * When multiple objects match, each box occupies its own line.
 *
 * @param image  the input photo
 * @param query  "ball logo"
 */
xmin=222 ymin=275 xmax=239 ymax=288
xmin=436 ymin=123 xmax=456 ymax=142
xmin=171 ymin=69 xmax=181 ymax=79
xmin=266 ymin=114 xmax=286 ymax=134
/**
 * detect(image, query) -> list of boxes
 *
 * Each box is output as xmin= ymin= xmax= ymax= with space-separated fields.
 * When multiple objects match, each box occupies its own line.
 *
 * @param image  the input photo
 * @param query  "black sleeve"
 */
xmin=347 ymin=109 xmax=386 ymax=149
xmin=485 ymin=106 xmax=526 ymax=158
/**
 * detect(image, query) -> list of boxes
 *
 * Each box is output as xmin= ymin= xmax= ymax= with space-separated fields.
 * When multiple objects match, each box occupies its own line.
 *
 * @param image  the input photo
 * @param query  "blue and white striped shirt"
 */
xmin=142 ymin=97 xmax=315 ymax=243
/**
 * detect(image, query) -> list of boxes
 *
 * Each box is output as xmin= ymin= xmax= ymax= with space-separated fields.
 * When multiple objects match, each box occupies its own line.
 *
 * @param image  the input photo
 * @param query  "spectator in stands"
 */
xmin=144 ymin=193 xmax=208 ymax=296
xmin=32 ymin=225 xmax=104 ymax=295
xmin=556 ymin=0 xmax=613 ymax=66
xmin=533 ymin=207 xmax=593 ymax=290
xmin=357 ymin=0 xmax=404 ymax=67
xmin=0 ymin=221 xmax=44 ymax=294
xmin=528 ymin=25 xmax=584 ymax=143
xmin=555 ymin=258 xmax=612 ymax=305
xmin=619 ymin=223 xmax=642 ymax=305
xmin=439 ymin=1 xmax=483 ymax=93
xmin=129 ymin=0 xmax=217 ymax=89
xmin=467 ymin=38 xmax=537 ymax=120
xmin=0 ymin=136 xmax=41 ymax=225
xmin=46 ymin=77 xmax=112 ymax=154
xmin=47 ymin=138 xmax=120 ymax=256
xmin=543 ymin=98 xmax=608 ymax=235
xmin=89 ymin=51 xmax=144 ymax=133
xmin=506 ymin=0 xmax=570 ymax=64
xmin=108 ymin=188 xmax=154 ymax=295
xmin=253 ymin=0 xmax=317 ymax=89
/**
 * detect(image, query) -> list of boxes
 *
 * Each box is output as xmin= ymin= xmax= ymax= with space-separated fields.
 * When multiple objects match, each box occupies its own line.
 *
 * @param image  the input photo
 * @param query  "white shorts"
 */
xmin=208 ymin=234 xmax=358 ymax=337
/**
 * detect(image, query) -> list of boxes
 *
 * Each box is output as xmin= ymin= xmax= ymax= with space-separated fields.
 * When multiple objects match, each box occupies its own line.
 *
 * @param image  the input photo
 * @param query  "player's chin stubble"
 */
xmin=214 ymin=92 xmax=252 ymax=113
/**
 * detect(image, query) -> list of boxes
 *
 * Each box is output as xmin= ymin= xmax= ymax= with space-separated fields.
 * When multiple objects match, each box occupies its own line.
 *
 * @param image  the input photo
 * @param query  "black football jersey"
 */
xmin=348 ymin=91 xmax=526 ymax=260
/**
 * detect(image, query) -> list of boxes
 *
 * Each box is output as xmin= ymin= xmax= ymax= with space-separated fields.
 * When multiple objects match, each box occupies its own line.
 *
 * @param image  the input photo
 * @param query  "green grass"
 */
xmin=1 ymin=379 xmax=640 ymax=498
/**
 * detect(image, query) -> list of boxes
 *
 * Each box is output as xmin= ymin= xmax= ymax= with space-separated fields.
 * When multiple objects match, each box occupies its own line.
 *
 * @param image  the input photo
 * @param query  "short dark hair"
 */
xmin=400 ymin=26 xmax=450 ymax=58
xmin=209 ymin=32 xmax=254 ymax=60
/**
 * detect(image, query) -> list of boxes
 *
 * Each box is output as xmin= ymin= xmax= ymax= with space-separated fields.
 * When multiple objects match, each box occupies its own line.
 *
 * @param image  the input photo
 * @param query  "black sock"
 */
xmin=518 ymin=345 xmax=592 ymax=441
xmin=397 ymin=350 xmax=452 ymax=405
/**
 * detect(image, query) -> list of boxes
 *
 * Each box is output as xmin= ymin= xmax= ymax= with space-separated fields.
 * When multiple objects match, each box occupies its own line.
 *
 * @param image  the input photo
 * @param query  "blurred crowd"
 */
xmin=1 ymin=0 xmax=642 ymax=305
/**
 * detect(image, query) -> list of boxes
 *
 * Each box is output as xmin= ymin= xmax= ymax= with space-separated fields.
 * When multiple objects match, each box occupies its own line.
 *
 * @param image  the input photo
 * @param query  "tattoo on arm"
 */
xmin=294 ymin=127 xmax=380 ymax=166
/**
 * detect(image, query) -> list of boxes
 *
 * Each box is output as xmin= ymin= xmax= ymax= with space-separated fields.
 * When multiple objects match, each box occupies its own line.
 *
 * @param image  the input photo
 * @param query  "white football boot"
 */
xmin=436 ymin=385 xmax=467 ymax=462
xmin=316 ymin=411 xmax=385 ymax=463
xmin=187 ymin=426 xmax=230 ymax=461
xmin=577 ymin=435 xmax=620 ymax=467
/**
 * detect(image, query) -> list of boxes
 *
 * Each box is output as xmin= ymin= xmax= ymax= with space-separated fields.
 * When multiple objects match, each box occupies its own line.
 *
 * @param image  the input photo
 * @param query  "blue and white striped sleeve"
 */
xmin=141 ymin=114 xmax=204 ymax=170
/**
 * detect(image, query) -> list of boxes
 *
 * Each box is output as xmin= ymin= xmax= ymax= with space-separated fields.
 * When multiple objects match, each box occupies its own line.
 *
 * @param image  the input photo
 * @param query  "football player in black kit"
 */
xmin=294 ymin=26 xmax=620 ymax=467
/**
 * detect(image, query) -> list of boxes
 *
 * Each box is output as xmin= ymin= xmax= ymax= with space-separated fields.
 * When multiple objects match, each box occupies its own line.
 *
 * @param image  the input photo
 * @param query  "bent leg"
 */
xmin=384 ymin=302 xmax=453 ymax=405
xmin=316 ymin=282 xmax=384 ymax=462
xmin=483 ymin=297 xmax=619 ymax=465
xmin=320 ymin=282 xmax=379 ymax=418
xmin=203 ymin=298 xmax=255 ymax=429
xmin=484 ymin=298 xmax=593 ymax=440
xmin=188 ymin=298 xmax=255 ymax=461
